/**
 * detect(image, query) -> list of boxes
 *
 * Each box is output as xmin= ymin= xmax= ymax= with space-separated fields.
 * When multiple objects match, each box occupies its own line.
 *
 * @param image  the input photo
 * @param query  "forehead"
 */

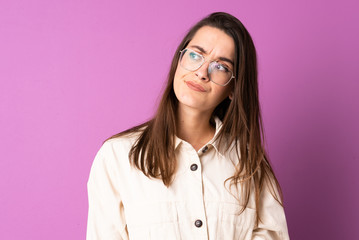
xmin=188 ymin=26 xmax=235 ymax=61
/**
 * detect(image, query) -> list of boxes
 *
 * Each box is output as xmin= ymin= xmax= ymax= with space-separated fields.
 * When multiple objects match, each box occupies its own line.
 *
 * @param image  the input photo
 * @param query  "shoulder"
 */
xmin=93 ymin=130 xmax=143 ymax=168
xmin=105 ymin=129 xmax=142 ymax=153
xmin=88 ymin=131 xmax=144 ymax=187
xmin=104 ymin=130 xmax=142 ymax=150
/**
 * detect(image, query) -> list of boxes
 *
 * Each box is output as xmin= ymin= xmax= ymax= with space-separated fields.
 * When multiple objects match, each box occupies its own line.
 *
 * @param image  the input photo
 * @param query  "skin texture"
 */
xmin=173 ymin=26 xmax=235 ymax=150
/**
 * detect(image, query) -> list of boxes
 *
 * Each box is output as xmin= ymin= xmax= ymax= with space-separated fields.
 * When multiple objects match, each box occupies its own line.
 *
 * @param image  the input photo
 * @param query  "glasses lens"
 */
xmin=180 ymin=49 xmax=203 ymax=71
xmin=208 ymin=62 xmax=233 ymax=86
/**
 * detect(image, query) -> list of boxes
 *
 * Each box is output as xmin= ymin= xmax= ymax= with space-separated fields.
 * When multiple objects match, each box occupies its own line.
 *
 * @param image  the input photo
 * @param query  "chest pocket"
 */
xmin=217 ymin=202 xmax=257 ymax=240
xmin=125 ymin=202 xmax=181 ymax=240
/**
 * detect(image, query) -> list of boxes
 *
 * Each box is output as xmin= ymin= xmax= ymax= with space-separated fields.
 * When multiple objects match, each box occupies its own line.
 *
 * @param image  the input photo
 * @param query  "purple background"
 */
xmin=1 ymin=0 xmax=358 ymax=239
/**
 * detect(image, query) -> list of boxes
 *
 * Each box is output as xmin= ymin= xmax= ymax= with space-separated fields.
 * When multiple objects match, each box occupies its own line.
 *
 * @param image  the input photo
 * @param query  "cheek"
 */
xmin=173 ymin=68 xmax=187 ymax=101
xmin=173 ymin=68 xmax=181 ymax=93
xmin=174 ymin=63 xmax=186 ymax=80
xmin=173 ymin=66 xmax=191 ymax=93
xmin=213 ymin=85 xmax=232 ymax=99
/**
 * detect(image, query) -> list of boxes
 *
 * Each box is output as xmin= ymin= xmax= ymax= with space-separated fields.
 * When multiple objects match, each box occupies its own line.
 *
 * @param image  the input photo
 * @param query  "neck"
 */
xmin=176 ymin=105 xmax=215 ymax=151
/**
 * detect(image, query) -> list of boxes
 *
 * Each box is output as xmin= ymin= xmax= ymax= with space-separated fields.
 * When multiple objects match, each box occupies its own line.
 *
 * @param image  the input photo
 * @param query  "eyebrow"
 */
xmin=189 ymin=44 xmax=234 ymax=66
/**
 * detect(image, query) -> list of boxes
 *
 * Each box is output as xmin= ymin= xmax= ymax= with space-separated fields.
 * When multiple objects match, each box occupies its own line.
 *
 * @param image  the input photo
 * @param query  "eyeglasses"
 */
xmin=179 ymin=48 xmax=235 ymax=86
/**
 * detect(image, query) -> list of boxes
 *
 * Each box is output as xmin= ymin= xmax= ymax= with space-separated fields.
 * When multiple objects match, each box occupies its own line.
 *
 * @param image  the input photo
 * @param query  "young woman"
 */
xmin=87 ymin=12 xmax=289 ymax=240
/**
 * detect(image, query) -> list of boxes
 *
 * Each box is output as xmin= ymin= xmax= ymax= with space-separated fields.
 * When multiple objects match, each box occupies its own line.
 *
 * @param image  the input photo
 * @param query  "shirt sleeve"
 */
xmin=86 ymin=142 xmax=129 ymax=240
xmin=251 ymin=178 xmax=290 ymax=240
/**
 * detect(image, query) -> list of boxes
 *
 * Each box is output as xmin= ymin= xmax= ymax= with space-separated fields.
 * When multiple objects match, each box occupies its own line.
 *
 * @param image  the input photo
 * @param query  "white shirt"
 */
xmin=87 ymin=118 xmax=289 ymax=240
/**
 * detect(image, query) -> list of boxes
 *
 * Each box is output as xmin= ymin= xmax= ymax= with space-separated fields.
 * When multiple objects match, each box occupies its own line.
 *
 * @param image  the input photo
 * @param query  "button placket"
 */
xmin=189 ymin=149 xmax=201 ymax=174
xmin=181 ymin=145 xmax=208 ymax=238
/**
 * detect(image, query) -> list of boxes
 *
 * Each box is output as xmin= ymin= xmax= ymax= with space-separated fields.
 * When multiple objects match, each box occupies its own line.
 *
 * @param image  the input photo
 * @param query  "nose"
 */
xmin=195 ymin=61 xmax=210 ymax=82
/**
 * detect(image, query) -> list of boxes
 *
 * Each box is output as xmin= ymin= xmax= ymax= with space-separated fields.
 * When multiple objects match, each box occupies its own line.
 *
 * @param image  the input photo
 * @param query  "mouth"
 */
xmin=185 ymin=81 xmax=206 ymax=92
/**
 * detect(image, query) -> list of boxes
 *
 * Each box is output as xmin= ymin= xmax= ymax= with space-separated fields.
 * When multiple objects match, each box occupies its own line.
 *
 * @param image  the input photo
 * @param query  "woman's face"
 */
xmin=173 ymin=26 xmax=235 ymax=113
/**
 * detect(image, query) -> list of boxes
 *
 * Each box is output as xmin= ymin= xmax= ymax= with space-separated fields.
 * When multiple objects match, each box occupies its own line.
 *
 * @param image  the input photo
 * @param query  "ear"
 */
xmin=229 ymin=91 xmax=233 ymax=100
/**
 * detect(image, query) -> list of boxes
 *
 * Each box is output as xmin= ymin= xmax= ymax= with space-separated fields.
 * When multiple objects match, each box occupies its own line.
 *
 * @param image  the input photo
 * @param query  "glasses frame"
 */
xmin=179 ymin=48 xmax=235 ymax=86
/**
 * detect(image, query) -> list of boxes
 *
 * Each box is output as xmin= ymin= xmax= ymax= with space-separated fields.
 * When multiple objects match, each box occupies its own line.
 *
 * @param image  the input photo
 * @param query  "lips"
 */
xmin=185 ymin=81 xmax=206 ymax=92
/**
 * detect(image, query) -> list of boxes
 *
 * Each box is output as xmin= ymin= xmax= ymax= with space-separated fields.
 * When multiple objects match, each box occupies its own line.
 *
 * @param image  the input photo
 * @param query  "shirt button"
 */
xmin=195 ymin=219 xmax=203 ymax=228
xmin=190 ymin=164 xmax=198 ymax=171
xmin=202 ymin=145 xmax=208 ymax=153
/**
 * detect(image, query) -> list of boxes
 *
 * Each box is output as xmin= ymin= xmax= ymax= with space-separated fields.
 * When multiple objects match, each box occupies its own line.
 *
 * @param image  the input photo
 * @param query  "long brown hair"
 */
xmin=108 ymin=12 xmax=283 ymax=222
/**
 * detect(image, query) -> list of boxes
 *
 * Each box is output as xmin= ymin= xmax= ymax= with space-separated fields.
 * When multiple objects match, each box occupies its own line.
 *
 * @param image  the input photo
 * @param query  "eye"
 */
xmin=214 ymin=62 xmax=229 ymax=72
xmin=188 ymin=51 xmax=202 ymax=61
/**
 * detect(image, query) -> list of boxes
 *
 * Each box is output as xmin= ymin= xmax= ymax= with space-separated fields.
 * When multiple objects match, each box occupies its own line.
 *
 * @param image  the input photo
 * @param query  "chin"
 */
xmin=179 ymin=97 xmax=200 ymax=107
